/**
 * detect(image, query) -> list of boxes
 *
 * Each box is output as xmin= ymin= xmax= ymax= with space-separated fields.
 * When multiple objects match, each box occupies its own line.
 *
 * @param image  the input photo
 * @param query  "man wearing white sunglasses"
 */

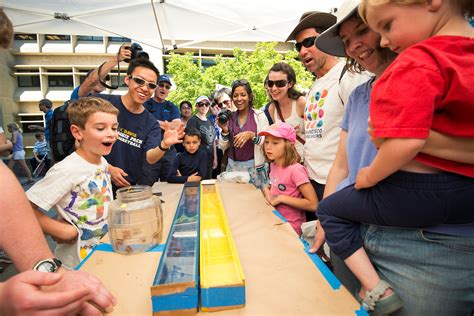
xmin=79 ymin=56 xmax=184 ymax=190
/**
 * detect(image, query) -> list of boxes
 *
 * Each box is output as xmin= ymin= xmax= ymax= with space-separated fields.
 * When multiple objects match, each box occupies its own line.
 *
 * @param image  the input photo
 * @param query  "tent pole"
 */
xmin=150 ymin=0 xmax=167 ymax=53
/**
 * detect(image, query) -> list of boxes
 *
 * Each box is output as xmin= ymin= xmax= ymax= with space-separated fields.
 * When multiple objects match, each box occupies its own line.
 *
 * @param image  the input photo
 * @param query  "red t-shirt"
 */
xmin=370 ymin=36 xmax=474 ymax=177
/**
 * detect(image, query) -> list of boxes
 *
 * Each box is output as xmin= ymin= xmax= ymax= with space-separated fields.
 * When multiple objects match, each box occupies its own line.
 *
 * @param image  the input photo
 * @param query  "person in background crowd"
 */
xmin=28 ymin=99 xmax=54 ymax=143
xmin=265 ymin=62 xmax=306 ymax=159
xmin=30 ymin=132 xmax=50 ymax=175
xmin=187 ymin=96 xmax=217 ymax=179
xmin=179 ymin=100 xmax=193 ymax=126
xmin=139 ymin=75 xmax=182 ymax=185
xmin=175 ymin=100 xmax=193 ymax=153
xmin=214 ymin=87 xmax=236 ymax=112
xmin=7 ymin=122 xmax=34 ymax=184
xmin=218 ymin=80 xmax=270 ymax=188
xmin=167 ymin=127 xmax=208 ymax=183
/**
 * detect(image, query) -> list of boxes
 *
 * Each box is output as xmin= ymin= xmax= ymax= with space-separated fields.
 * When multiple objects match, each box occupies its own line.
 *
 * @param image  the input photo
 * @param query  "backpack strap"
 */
xmin=338 ymin=64 xmax=349 ymax=106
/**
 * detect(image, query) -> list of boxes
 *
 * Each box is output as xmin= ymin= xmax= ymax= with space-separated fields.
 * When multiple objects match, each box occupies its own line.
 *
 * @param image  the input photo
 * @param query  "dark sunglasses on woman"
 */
xmin=196 ymin=102 xmax=210 ymax=107
xmin=295 ymin=36 xmax=318 ymax=52
xmin=267 ymin=79 xmax=288 ymax=88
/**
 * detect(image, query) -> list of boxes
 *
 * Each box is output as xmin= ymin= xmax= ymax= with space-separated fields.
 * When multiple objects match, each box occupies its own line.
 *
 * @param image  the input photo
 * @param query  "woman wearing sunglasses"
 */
xmin=187 ymin=96 xmax=217 ymax=179
xmin=218 ymin=80 xmax=269 ymax=188
xmin=265 ymin=62 xmax=306 ymax=159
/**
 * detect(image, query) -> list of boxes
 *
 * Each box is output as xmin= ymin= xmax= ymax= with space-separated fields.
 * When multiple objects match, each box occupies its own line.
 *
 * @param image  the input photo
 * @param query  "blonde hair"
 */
xmin=263 ymin=138 xmax=300 ymax=168
xmin=7 ymin=122 xmax=21 ymax=133
xmin=359 ymin=0 xmax=473 ymax=24
xmin=67 ymin=97 xmax=119 ymax=129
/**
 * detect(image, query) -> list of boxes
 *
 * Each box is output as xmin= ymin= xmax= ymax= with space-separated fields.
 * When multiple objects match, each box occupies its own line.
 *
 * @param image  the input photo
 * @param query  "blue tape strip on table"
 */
xmin=300 ymin=239 xmax=368 ymax=315
xmin=76 ymin=243 xmax=165 ymax=270
xmin=272 ymin=209 xmax=288 ymax=222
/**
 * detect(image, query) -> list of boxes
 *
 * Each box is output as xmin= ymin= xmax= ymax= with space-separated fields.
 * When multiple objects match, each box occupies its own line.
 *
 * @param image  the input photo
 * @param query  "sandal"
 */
xmin=355 ymin=280 xmax=403 ymax=315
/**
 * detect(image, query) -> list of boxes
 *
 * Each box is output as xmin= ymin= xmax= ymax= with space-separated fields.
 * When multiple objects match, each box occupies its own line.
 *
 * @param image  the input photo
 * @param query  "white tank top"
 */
xmin=272 ymin=99 xmax=305 ymax=159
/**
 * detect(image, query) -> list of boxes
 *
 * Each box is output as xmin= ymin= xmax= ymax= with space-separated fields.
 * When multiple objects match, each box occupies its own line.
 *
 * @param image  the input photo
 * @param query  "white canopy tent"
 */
xmin=3 ymin=0 xmax=344 ymax=51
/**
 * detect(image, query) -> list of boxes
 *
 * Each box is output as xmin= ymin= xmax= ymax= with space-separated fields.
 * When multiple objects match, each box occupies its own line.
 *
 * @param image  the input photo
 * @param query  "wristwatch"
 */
xmin=159 ymin=141 xmax=170 ymax=152
xmin=33 ymin=258 xmax=62 ymax=273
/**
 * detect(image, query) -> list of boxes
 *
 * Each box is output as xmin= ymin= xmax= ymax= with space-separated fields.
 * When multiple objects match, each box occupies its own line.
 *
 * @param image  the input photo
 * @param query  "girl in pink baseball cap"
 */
xmin=259 ymin=123 xmax=318 ymax=235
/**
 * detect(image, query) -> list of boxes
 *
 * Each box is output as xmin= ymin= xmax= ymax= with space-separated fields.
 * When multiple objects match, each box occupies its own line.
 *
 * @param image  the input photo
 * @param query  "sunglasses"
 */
xmin=218 ymin=100 xmax=231 ymax=108
xmin=158 ymin=82 xmax=171 ymax=90
xmin=196 ymin=102 xmax=210 ymax=107
xmin=295 ymin=36 xmax=318 ymax=52
xmin=129 ymin=76 xmax=157 ymax=90
xmin=267 ymin=79 xmax=288 ymax=88
xmin=231 ymin=79 xmax=249 ymax=89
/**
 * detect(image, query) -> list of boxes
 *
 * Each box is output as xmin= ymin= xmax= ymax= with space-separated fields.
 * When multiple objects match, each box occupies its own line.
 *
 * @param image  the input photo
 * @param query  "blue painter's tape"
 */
xmin=75 ymin=246 xmax=99 ymax=270
xmin=152 ymin=287 xmax=199 ymax=312
xmin=272 ymin=209 xmax=287 ymax=222
xmin=300 ymin=239 xmax=341 ymax=290
xmin=201 ymin=286 xmax=245 ymax=308
xmin=355 ymin=306 xmax=370 ymax=316
xmin=76 ymin=243 xmax=165 ymax=270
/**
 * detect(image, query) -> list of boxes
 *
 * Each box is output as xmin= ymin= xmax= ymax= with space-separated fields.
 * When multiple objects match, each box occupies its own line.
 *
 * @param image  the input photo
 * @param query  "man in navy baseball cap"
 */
xmin=140 ymin=74 xmax=181 ymax=185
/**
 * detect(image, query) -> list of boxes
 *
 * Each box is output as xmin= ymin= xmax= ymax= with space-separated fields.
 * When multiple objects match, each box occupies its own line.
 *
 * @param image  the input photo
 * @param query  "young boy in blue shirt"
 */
xmin=167 ymin=127 xmax=208 ymax=183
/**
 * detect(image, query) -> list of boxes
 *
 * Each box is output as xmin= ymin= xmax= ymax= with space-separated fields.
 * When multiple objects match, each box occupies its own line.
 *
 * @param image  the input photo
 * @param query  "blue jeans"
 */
xmin=318 ymin=171 xmax=474 ymax=259
xmin=332 ymin=225 xmax=474 ymax=315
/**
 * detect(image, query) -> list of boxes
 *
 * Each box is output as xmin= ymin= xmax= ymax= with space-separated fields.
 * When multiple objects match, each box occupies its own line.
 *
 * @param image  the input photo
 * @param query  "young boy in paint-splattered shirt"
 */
xmin=27 ymin=97 xmax=119 ymax=269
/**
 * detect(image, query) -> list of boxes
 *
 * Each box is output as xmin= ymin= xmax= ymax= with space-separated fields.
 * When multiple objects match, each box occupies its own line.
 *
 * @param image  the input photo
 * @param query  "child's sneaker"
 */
xmin=0 ymin=250 xmax=12 ymax=264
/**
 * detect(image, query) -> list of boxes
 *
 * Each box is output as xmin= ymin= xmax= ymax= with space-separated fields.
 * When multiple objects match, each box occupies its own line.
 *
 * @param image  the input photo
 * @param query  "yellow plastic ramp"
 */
xmin=200 ymin=181 xmax=245 ymax=312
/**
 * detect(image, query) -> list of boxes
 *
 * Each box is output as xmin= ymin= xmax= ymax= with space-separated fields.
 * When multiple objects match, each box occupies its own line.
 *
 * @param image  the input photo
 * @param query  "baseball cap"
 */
xmin=315 ymin=0 xmax=359 ymax=57
xmin=195 ymin=95 xmax=210 ymax=104
xmin=258 ymin=122 xmax=296 ymax=144
xmin=158 ymin=75 xmax=172 ymax=86
xmin=286 ymin=11 xmax=337 ymax=41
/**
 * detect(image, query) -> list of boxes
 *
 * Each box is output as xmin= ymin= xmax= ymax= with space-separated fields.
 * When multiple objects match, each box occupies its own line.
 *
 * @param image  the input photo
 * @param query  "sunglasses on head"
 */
xmin=231 ymin=79 xmax=249 ymax=89
xmin=218 ymin=99 xmax=231 ymax=108
xmin=158 ymin=82 xmax=171 ymax=90
xmin=129 ymin=76 xmax=157 ymax=90
xmin=267 ymin=79 xmax=288 ymax=88
xmin=196 ymin=102 xmax=210 ymax=107
xmin=295 ymin=36 xmax=318 ymax=52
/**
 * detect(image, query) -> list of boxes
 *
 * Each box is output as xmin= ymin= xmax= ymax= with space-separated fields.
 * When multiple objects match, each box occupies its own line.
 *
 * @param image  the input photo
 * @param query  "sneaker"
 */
xmin=0 ymin=250 xmax=12 ymax=264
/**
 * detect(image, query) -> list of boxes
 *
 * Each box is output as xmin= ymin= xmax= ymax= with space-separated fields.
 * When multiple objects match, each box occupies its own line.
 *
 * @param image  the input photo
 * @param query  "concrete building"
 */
xmin=0 ymin=33 xmax=292 ymax=154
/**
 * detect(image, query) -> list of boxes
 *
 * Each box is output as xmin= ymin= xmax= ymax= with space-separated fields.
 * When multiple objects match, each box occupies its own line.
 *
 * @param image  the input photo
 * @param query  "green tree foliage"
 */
xmin=166 ymin=42 xmax=314 ymax=109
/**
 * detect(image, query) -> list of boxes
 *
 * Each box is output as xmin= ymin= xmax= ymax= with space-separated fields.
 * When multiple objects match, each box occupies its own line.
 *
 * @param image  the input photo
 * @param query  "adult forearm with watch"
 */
xmin=0 ymin=162 xmax=117 ymax=315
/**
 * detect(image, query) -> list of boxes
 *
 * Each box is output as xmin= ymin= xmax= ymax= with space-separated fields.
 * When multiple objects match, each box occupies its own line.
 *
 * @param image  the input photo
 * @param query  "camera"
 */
xmin=124 ymin=43 xmax=149 ymax=63
xmin=217 ymin=109 xmax=233 ymax=124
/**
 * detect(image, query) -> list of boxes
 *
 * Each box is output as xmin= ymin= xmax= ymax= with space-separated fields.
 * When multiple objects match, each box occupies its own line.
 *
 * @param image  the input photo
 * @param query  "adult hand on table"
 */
xmin=0 ymin=270 xmax=90 ymax=316
xmin=48 ymin=270 xmax=117 ymax=315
